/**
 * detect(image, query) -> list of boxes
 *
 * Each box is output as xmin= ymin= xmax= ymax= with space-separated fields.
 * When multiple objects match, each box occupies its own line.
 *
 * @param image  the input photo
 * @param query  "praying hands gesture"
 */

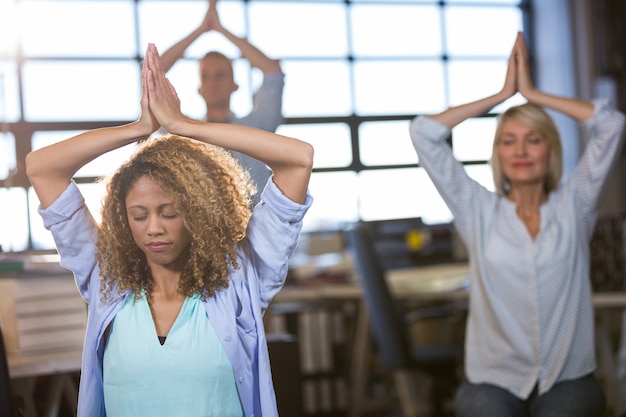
xmin=28 ymin=42 xmax=311 ymax=210
xmin=205 ymin=0 xmax=225 ymax=34
xmin=142 ymin=44 xmax=185 ymax=133
xmin=430 ymin=32 xmax=593 ymax=129
xmin=144 ymin=43 xmax=312 ymax=204
xmin=159 ymin=0 xmax=280 ymax=75
xmin=510 ymin=33 xmax=593 ymax=122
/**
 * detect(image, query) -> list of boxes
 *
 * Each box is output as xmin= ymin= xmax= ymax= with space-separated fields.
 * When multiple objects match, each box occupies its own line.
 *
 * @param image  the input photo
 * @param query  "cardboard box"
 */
xmin=0 ymin=274 xmax=86 ymax=354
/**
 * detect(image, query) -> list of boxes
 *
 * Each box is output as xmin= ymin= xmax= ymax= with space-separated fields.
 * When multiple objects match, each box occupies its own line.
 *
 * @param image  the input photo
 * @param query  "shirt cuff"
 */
xmin=410 ymin=115 xmax=451 ymax=142
xmin=38 ymin=182 xmax=85 ymax=229
xmin=260 ymin=178 xmax=313 ymax=223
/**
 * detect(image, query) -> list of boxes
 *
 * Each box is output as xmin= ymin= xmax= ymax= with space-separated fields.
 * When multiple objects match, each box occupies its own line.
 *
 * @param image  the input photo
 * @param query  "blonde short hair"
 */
xmin=491 ymin=103 xmax=562 ymax=196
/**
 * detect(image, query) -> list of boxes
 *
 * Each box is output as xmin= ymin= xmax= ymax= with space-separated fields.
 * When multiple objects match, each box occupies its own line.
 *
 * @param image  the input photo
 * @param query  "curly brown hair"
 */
xmin=96 ymin=135 xmax=255 ymax=302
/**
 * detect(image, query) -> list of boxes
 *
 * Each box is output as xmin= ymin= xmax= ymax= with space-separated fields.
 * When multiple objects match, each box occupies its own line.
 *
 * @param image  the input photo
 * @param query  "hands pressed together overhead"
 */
xmin=501 ymin=32 xmax=593 ymax=121
xmin=139 ymin=43 xmax=186 ymax=135
xmin=198 ymin=0 xmax=225 ymax=35
xmin=502 ymin=32 xmax=537 ymax=101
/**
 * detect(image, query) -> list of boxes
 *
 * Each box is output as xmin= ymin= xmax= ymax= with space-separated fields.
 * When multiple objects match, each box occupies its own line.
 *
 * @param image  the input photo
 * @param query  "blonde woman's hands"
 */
xmin=514 ymin=32 xmax=537 ymax=100
xmin=500 ymin=34 xmax=519 ymax=100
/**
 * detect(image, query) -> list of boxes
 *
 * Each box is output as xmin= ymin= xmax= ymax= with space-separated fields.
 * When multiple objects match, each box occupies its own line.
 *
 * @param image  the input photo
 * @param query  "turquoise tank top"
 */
xmin=103 ymin=292 xmax=244 ymax=417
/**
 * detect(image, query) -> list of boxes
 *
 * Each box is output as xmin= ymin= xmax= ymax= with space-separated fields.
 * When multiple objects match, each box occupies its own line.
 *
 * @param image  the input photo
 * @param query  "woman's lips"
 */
xmin=146 ymin=242 xmax=170 ymax=252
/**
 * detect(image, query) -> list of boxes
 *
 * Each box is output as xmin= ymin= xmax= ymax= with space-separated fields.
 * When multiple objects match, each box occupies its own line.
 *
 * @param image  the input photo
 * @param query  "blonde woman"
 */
xmin=409 ymin=32 xmax=625 ymax=417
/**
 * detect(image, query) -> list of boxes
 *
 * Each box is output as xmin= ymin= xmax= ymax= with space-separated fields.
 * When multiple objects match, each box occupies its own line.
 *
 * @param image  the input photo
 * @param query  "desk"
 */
xmin=275 ymin=263 xmax=626 ymax=417
xmin=8 ymin=348 xmax=82 ymax=417
xmin=276 ymin=264 xmax=470 ymax=304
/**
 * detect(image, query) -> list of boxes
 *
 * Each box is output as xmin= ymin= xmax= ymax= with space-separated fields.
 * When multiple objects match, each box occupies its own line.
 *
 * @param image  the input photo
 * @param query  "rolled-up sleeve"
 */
xmin=38 ymin=182 xmax=99 ymax=302
xmin=245 ymin=178 xmax=313 ymax=306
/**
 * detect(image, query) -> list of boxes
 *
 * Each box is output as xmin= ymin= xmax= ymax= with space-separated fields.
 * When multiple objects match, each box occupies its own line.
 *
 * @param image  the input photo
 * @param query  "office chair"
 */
xmin=344 ymin=223 xmax=463 ymax=417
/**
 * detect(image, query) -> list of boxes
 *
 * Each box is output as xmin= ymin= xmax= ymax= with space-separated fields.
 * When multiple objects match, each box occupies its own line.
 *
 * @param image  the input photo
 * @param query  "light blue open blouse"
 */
xmin=40 ymin=179 xmax=313 ymax=416
xmin=103 ymin=292 xmax=244 ymax=417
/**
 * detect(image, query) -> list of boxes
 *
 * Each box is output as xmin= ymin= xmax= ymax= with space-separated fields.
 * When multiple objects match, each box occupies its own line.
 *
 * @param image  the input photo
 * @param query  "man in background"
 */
xmin=160 ymin=0 xmax=284 ymax=205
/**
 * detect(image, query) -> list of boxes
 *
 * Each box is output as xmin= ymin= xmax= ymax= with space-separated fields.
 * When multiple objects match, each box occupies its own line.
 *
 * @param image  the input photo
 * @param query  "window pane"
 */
xmin=231 ymin=61 xmax=255 ymax=118
xmin=250 ymin=3 xmax=348 ymax=58
xmin=28 ymin=187 xmax=54 ymax=250
xmin=282 ymin=60 xmax=352 ymax=117
xmin=352 ymin=0 xmax=437 ymax=2
xmin=447 ymin=0 xmax=520 ymax=4
xmin=452 ymin=117 xmax=497 ymax=162
xmin=447 ymin=60 xmax=528 ymax=108
xmin=78 ymin=183 xmax=107 ymax=224
xmin=447 ymin=60 xmax=506 ymax=106
xmin=0 ymin=1 xmax=19 ymax=59
xmin=277 ymin=123 xmax=352 ymax=169
xmin=163 ymin=60 xmax=204 ymax=120
xmin=29 ymin=183 xmax=105 ymax=251
xmin=359 ymin=120 xmax=416 ymax=166
xmin=22 ymin=61 xmax=140 ymax=122
xmin=32 ymin=131 xmax=137 ymax=178
xmin=445 ymin=6 xmax=523 ymax=56
xmin=138 ymin=1 xmax=245 ymax=60
xmin=0 ymin=61 xmax=20 ymax=123
xmin=465 ymin=164 xmax=495 ymax=192
xmin=20 ymin=0 xmax=137 ymax=57
xmin=0 ymin=187 xmax=28 ymax=252
xmin=351 ymin=4 xmax=441 ymax=57
xmin=359 ymin=168 xmax=452 ymax=224
xmin=303 ymin=172 xmax=359 ymax=231
xmin=0 ymin=132 xmax=16 ymax=180
xmin=354 ymin=60 xmax=446 ymax=115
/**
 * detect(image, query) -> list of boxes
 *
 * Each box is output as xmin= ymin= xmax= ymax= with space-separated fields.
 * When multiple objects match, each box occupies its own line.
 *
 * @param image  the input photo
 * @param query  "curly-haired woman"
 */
xmin=26 ymin=43 xmax=313 ymax=417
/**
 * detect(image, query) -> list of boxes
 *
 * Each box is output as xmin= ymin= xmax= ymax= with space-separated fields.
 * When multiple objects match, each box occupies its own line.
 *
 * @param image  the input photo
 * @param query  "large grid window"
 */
xmin=0 ymin=0 xmax=528 ymax=251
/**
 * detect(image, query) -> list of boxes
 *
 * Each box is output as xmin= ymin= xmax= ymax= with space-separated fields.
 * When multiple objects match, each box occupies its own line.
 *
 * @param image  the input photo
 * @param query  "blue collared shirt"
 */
xmin=39 ymin=177 xmax=312 ymax=417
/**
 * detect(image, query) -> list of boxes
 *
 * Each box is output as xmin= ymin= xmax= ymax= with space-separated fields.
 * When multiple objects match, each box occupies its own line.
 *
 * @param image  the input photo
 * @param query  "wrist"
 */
xmin=160 ymin=116 xmax=191 ymax=137
xmin=520 ymin=87 xmax=540 ymax=103
xmin=128 ymin=120 xmax=155 ymax=140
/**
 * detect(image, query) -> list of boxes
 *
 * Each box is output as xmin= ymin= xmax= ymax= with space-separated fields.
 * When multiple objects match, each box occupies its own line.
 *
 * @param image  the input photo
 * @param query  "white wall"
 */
xmin=532 ymin=0 xmax=624 ymax=213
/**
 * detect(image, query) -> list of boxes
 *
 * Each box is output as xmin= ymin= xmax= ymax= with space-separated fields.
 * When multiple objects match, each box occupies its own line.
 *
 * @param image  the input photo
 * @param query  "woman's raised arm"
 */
xmin=428 ymin=34 xmax=519 ymax=129
xmin=514 ymin=32 xmax=594 ymax=122
xmin=26 ymin=59 xmax=159 ymax=209
xmin=144 ymin=43 xmax=312 ymax=204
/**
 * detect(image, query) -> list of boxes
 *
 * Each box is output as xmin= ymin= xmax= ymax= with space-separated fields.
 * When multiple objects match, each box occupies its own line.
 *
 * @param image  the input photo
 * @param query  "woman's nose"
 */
xmin=146 ymin=215 xmax=164 ymax=236
xmin=514 ymin=140 xmax=527 ymax=155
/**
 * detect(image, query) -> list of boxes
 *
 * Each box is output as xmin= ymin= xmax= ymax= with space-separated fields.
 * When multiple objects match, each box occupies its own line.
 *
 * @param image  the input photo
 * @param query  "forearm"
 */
xmin=168 ymin=118 xmax=312 ymax=202
xmin=26 ymin=122 xmax=148 ymax=208
xmin=219 ymin=27 xmax=281 ymax=73
xmin=168 ymin=118 xmax=306 ymax=168
xmin=523 ymin=88 xmax=594 ymax=123
xmin=430 ymin=90 xmax=510 ymax=129
xmin=159 ymin=27 xmax=204 ymax=73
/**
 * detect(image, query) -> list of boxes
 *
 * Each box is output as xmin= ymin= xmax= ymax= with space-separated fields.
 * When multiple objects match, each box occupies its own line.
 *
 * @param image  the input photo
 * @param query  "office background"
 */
xmin=0 ymin=0 xmax=624 ymax=252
